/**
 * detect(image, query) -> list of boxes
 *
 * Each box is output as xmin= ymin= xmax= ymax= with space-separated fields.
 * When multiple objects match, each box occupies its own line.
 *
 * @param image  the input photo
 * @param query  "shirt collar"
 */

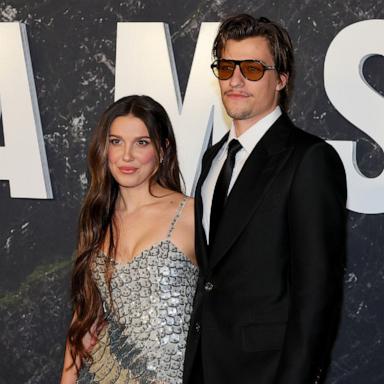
xmin=227 ymin=106 xmax=282 ymax=154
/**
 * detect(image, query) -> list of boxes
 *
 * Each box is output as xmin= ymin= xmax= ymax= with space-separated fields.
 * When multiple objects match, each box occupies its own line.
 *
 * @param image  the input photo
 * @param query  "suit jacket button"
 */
xmin=195 ymin=322 xmax=201 ymax=333
xmin=204 ymin=282 xmax=214 ymax=291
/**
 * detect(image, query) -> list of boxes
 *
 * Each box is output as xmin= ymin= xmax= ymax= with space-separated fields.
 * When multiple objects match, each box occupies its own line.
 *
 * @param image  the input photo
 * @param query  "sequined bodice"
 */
xmin=78 ymin=197 xmax=198 ymax=384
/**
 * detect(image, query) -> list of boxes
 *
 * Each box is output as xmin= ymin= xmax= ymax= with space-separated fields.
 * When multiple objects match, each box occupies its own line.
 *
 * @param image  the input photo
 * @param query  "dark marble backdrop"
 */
xmin=0 ymin=1 xmax=383 ymax=383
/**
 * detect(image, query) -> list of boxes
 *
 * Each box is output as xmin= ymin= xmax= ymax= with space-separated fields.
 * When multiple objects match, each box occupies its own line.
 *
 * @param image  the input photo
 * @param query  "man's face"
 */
xmin=219 ymin=36 xmax=287 ymax=132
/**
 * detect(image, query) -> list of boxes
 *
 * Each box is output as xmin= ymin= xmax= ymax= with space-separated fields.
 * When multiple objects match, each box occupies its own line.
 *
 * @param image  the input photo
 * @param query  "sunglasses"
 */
xmin=211 ymin=59 xmax=276 ymax=81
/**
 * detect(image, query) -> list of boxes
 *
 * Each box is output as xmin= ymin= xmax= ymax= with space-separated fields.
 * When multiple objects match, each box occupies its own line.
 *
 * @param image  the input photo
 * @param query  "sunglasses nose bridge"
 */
xmin=231 ymin=61 xmax=246 ymax=80
xmin=237 ymin=62 xmax=249 ymax=79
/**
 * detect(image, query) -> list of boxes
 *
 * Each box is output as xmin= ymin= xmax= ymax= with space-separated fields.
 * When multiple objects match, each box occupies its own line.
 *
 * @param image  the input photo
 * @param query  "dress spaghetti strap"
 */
xmin=166 ymin=196 xmax=188 ymax=240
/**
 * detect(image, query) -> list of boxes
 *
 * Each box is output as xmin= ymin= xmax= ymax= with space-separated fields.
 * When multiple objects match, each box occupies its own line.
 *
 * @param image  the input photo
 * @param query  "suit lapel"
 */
xmin=195 ymin=133 xmax=229 ymax=273
xmin=209 ymin=115 xmax=295 ymax=269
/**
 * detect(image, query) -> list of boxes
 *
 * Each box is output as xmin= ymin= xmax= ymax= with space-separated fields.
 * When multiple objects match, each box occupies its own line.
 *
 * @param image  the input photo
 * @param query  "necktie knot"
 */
xmin=226 ymin=139 xmax=242 ymax=169
xmin=227 ymin=139 xmax=242 ymax=157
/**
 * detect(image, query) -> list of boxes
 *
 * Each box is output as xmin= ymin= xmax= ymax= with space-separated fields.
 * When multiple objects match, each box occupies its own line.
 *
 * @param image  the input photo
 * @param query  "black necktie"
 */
xmin=209 ymin=139 xmax=242 ymax=245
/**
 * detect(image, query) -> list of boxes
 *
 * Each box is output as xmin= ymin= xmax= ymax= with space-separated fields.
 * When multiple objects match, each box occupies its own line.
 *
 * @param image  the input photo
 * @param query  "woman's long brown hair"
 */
xmin=67 ymin=95 xmax=183 ymax=370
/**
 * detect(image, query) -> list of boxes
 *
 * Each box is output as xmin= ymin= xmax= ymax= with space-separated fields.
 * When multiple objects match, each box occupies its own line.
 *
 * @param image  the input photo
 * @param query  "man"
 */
xmin=183 ymin=14 xmax=347 ymax=384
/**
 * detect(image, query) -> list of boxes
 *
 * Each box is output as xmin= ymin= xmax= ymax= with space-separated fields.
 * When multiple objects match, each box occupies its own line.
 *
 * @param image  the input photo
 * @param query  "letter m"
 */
xmin=115 ymin=22 xmax=227 ymax=194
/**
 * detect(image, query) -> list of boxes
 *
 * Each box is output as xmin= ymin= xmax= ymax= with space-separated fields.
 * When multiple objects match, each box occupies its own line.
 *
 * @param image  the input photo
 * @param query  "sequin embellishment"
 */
xmin=77 ymin=197 xmax=198 ymax=384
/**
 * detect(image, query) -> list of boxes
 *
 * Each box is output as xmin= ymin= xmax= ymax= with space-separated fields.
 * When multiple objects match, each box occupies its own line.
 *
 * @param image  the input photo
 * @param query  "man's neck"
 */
xmin=233 ymin=106 xmax=280 ymax=137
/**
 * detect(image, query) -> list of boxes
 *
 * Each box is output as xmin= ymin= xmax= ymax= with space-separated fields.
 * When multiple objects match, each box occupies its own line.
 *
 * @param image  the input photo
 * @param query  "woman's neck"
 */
xmin=116 ymin=183 xmax=172 ymax=213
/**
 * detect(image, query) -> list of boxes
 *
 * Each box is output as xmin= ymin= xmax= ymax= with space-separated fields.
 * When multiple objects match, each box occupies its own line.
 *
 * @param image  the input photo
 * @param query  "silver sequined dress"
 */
xmin=77 ymin=197 xmax=198 ymax=384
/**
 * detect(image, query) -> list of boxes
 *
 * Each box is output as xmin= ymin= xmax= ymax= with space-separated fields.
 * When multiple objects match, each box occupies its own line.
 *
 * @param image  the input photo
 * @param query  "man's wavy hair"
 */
xmin=212 ymin=14 xmax=295 ymax=111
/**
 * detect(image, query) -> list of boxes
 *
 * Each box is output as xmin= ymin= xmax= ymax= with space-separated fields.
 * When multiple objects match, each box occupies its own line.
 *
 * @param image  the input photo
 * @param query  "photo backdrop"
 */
xmin=0 ymin=0 xmax=383 ymax=383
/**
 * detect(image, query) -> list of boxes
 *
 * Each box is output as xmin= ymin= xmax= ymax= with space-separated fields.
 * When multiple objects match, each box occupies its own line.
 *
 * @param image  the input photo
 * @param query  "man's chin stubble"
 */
xmin=226 ymin=109 xmax=253 ymax=121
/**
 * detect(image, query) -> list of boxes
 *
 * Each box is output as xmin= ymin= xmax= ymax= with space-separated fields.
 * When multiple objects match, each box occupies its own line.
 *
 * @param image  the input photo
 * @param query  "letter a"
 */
xmin=0 ymin=23 xmax=52 ymax=198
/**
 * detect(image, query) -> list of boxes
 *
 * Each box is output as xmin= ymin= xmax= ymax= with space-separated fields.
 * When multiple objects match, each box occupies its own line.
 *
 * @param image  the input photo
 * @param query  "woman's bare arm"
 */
xmin=60 ymin=337 xmax=79 ymax=384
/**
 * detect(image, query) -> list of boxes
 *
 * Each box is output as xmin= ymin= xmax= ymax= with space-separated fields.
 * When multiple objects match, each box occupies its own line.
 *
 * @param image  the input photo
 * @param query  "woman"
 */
xmin=61 ymin=95 xmax=198 ymax=384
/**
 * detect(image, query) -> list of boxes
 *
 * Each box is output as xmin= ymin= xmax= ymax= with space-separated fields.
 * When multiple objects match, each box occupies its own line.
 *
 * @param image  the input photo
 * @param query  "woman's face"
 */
xmin=107 ymin=114 xmax=158 ymax=190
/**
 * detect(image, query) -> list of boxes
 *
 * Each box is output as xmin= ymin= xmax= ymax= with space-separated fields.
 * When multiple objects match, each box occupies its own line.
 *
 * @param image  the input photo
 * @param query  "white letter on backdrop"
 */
xmin=0 ymin=22 xmax=52 ymax=198
xmin=115 ymin=22 xmax=228 ymax=194
xmin=324 ymin=19 xmax=384 ymax=214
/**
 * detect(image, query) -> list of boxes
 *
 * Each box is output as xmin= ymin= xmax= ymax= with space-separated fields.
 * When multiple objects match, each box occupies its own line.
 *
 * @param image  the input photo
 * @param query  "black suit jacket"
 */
xmin=183 ymin=114 xmax=347 ymax=384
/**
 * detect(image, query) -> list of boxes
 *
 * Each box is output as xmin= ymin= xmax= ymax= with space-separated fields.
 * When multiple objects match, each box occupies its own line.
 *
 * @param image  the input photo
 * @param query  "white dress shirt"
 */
xmin=201 ymin=106 xmax=282 ymax=243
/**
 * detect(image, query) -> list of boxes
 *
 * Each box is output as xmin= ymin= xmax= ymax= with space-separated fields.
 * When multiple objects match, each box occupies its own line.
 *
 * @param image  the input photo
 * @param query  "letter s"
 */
xmin=324 ymin=19 xmax=384 ymax=214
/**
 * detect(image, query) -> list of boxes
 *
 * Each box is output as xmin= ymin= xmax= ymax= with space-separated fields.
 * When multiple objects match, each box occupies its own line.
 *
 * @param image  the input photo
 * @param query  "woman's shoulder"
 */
xmin=155 ymin=189 xmax=192 ymax=207
xmin=177 ymin=194 xmax=194 ymax=228
xmin=170 ymin=192 xmax=193 ymax=214
xmin=182 ymin=195 xmax=194 ymax=216
xmin=145 ymin=189 xmax=194 ymax=230
xmin=156 ymin=190 xmax=194 ymax=222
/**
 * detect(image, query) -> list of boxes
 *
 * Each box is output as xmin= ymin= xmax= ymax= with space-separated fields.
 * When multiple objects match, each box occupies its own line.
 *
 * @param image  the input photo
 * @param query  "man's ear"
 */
xmin=276 ymin=72 xmax=289 ymax=91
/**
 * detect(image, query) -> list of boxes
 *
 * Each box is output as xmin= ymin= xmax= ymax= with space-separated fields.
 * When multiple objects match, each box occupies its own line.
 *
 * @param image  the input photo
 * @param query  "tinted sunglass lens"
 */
xmin=217 ymin=60 xmax=235 ymax=80
xmin=241 ymin=61 xmax=264 ymax=81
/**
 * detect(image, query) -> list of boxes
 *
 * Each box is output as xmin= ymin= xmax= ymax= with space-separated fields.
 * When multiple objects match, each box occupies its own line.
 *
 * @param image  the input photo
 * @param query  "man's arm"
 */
xmin=275 ymin=141 xmax=347 ymax=384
